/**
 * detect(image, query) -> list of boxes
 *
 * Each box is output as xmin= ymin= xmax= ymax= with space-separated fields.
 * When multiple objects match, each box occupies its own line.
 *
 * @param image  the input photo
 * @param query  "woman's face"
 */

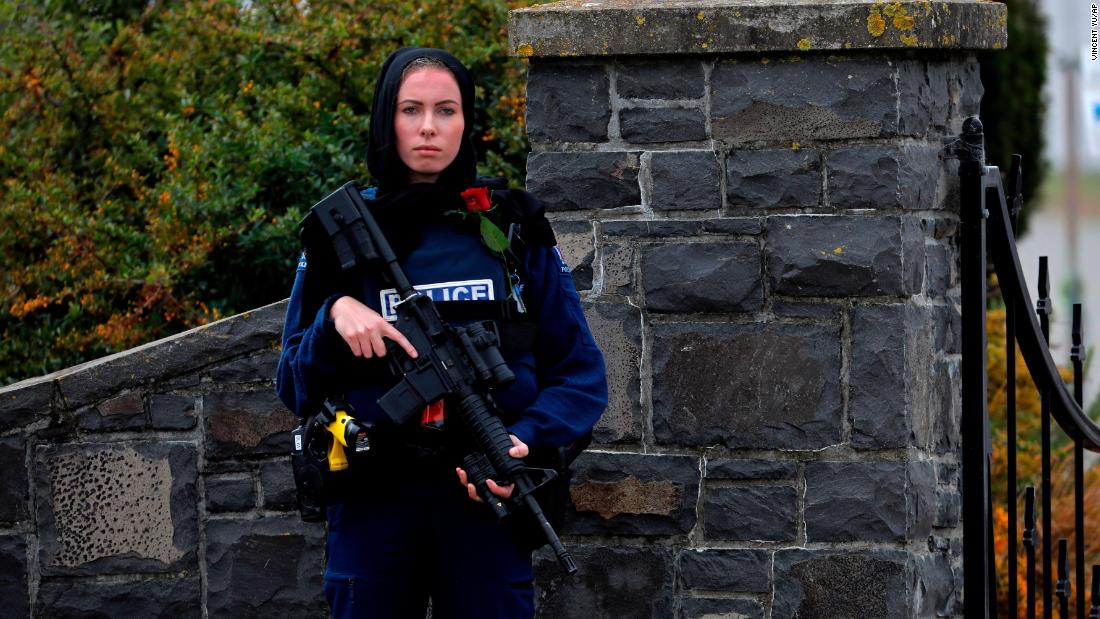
xmin=393 ymin=66 xmax=465 ymax=184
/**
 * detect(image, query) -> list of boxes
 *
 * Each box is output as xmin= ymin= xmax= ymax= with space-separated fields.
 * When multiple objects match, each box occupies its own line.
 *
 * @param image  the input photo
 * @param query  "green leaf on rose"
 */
xmin=479 ymin=216 xmax=509 ymax=253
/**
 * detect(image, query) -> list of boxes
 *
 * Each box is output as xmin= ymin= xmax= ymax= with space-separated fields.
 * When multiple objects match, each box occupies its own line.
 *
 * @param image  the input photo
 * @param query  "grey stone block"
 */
xmin=0 ymin=377 xmax=53 ymax=431
xmin=773 ymin=549 xmax=908 ymax=619
xmin=77 ymin=390 xmax=145 ymax=431
xmin=947 ymin=61 xmax=983 ymax=125
xmin=206 ymin=459 xmax=251 ymax=474
xmin=705 ymin=458 xmax=796 ymax=480
xmin=849 ymin=304 xmax=935 ymax=449
xmin=931 ymin=535 xmax=964 ymax=557
xmin=703 ymin=485 xmax=797 ymax=541
xmin=650 ymin=151 xmax=723 ymax=211
xmin=526 ymin=62 xmax=610 ymax=143
xmin=0 ymin=535 xmax=28 ymax=619
xmin=932 ymin=302 xmax=962 ymax=355
xmin=0 ymin=437 xmax=28 ymax=523
xmin=602 ymin=220 xmax=703 ymax=237
xmin=205 ymin=516 xmax=326 ymax=618
xmin=652 ymin=322 xmax=842 ymax=449
xmin=925 ymin=242 xmax=955 ymax=298
xmin=936 ymin=462 xmax=960 ymax=487
xmin=726 ymin=148 xmax=822 ymax=208
xmin=711 ymin=59 xmax=897 ymax=142
xmin=617 ymin=60 xmax=704 ymax=100
xmin=935 ymin=487 xmax=961 ymax=528
xmin=772 ymin=300 xmax=842 ymax=321
xmin=203 ymin=390 xmax=296 ymax=460
xmin=765 ymin=215 xmax=924 ymax=297
xmin=805 ymin=460 xmax=934 ymax=543
xmin=552 ymin=220 xmax=595 ymax=292
xmin=620 ymin=107 xmax=706 ymax=144
xmin=898 ymin=60 xmax=950 ymax=136
xmin=583 ymin=303 xmax=642 ymax=444
xmin=37 ymin=577 xmax=201 ymax=618
xmin=260 ymin=460 xmax=298 ymax=511
xmin=52 ymin=301 xmax=285 ymax=409
xmin=206 ymin=475 xmax=256 ymax=513
xmin=206 ymin=349 xmax=280 ymax=383
xmin=641 ymin=242 xmax=762 ymax=313
xmin=35 ymin=441 xmax=198 ymax=575
xmin=601 ymin=218 xmax=759 ymax=238
xmin=827 ymin=143 xmax=942 ymax=210
xmin=929 ymin=215 xmax=959 ymax=241
xmin=701 ymin=218 xmax=763 ymax=235
xmin=679 ymin=548 xmax=770 ymax=592
xmin=904 ymin=216 xmax=928 ymax=296
xmin=599 ymin=241 xmax=635 ymax=297
xmin=913 ymin=553 xmax=959 ymax=618
xmin=527 ymin=152 xmax=640 ymax=211
xmin=150 ymin=393 xmax=197 ymax=431
xmin=681 ymin=598 xmax=764 ymax=619
xmin=566 ymin=451 xmax=700 ymax=536
xmin=534 ymin=544 xmax=674 ymax=618
xmin=932 ymin=359 xmax=962 ymax=455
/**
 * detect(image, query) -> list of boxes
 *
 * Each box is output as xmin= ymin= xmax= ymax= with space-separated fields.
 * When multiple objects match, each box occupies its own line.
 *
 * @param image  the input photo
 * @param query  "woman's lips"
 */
xmin=414 ymin=146 xmax=442 ymax=153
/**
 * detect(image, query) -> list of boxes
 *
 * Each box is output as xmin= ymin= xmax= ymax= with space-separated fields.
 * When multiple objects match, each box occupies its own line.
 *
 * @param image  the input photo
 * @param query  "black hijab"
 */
xmin=367 ymin=47 xmax=478 ymax=196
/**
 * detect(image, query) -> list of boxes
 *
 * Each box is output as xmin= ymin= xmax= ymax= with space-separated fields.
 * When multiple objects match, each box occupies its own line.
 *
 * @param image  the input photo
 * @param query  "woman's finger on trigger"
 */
xmin=386 ymin=325 xmax=418 ymax=359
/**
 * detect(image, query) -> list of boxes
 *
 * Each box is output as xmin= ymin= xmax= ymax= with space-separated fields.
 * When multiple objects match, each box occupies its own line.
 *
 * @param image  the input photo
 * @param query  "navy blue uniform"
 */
xmin=275 ymin=188 xmax=608 ymax=618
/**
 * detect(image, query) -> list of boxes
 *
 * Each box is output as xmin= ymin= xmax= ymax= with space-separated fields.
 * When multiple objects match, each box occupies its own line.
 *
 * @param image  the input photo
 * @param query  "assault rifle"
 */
xmin=301 ymin=182 xmax=577 ymax=574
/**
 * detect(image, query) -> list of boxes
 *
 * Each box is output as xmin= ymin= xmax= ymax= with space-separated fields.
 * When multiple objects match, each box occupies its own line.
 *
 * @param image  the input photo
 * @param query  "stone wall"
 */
xmin=0 ymin=0 xmax=1005 ymax=617
xmin=0 ymin=301 xmax=325 ymax=617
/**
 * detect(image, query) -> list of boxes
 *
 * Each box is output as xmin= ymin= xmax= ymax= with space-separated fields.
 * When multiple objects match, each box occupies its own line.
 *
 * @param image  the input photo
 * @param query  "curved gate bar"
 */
xmin=983 ymin=167 xmax=1100 ymax=451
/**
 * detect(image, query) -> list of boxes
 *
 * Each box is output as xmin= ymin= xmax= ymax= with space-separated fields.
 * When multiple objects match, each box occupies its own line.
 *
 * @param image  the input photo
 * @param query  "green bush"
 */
xmin=0 ymin=0 xmax=533 ymax=384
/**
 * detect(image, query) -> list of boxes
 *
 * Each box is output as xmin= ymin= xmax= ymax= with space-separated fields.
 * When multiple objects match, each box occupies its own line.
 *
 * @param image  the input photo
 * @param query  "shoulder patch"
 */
xmin=552 ymin=246 xmax=570 ymax=274
xmin=296 ymin=252 xmax=308 ymax=272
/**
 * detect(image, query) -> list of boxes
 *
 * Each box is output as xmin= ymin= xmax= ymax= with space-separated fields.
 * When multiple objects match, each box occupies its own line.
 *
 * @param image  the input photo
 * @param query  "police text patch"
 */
xmin=379 ymin=279 xmax=495 ymax=321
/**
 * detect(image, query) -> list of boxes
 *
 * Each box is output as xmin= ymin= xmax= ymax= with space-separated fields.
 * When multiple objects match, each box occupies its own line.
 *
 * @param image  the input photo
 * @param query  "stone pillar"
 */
xmin=512 ymin=1 xmax=1004 ymax=617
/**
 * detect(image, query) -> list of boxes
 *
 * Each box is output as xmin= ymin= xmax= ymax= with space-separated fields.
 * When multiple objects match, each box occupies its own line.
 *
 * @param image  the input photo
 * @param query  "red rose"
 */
xmin=460 ymin=186 xmax=491 ymax=213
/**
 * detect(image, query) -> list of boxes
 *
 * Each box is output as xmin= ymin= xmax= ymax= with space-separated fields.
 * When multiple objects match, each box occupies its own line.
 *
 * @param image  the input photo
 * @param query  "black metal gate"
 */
xmin=958 ymin=117 xmax=1100 ymax=618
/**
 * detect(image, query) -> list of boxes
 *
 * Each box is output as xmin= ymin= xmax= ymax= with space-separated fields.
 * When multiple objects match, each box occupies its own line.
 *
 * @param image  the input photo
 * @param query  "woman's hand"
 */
xmin=456 ymin=435 xmax=529 ymax=502
xmin=329 ymin=295 xmax=418 ymax=359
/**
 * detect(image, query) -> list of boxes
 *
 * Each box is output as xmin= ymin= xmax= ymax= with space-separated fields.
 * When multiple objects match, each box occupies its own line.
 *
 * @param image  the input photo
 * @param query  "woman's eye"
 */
xmin=402 ymin=106 xmax=418 ymax=114
xmin=439 ymin=107 xmax=456 ymax=116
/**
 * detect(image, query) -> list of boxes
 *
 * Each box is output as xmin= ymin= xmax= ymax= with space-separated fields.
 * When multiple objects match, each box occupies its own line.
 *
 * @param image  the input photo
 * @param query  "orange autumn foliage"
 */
xmin=987 ymin=308 xmax=1100 ymax=617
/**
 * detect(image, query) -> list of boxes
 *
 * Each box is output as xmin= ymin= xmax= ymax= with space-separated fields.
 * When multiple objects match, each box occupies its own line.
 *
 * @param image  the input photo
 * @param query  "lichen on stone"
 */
xmin=892 ymin=11 xmax=915 ymax=31
xmin=867 ymin=9 xmax=886 ymax=37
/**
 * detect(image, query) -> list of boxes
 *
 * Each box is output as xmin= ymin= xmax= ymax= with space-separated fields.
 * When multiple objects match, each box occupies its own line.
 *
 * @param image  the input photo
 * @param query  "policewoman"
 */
xmin=275 ymin=47 xmax=608 ymax=618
